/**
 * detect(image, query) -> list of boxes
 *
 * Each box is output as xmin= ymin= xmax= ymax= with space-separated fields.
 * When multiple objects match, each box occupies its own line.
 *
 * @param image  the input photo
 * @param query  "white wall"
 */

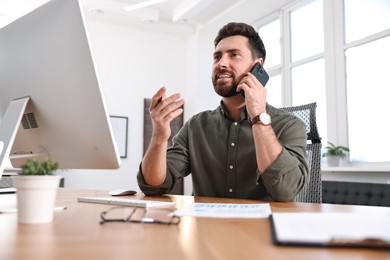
xmin=60 ymin=19 xmax=198 ymax=193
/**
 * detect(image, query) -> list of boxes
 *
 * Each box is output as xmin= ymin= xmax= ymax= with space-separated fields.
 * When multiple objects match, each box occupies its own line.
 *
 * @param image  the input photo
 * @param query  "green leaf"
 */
xmin=21 ymin=158 xmax=59 ymax=175
xmin=322 ymin=142 xmax=350 ymax=159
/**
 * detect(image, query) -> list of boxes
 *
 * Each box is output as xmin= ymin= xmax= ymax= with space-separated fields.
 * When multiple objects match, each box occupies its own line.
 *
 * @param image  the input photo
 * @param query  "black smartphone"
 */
xmin=250 ymin=62 xmax=269 ymax=87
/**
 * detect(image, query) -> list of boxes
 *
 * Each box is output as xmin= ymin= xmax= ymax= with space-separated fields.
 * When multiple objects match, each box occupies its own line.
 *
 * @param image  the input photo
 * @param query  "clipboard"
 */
xmin=270 ymin=212 xmax=390 ymax=249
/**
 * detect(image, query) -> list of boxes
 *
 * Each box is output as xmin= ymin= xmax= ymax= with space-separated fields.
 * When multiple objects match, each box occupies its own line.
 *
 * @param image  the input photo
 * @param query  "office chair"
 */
xmin=281 ymin=102 xmax=322 ymax=203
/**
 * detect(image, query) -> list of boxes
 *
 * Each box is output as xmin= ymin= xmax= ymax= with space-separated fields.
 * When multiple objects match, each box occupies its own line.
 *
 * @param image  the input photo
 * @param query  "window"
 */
xmin=291 ymin=59 xmax=326 ymax=140
xmin=344 ymin=0 xmax=390 ymax=44
xmin=344 ymin=0 xmax=390 ymax=163
xmin=255 ymin=0 xmax=390 ymax=166
xmin=266 ymin=75 xmax=282 ymax=108
xmin=258 ymin=19 xmax=281 ymax=68
xmin=257 ymin=0 xmax=327 ymax=143
xmin=346 ymin=39 xmax=390 ymax=162
xmin=258 ymin=19 xmax=282 ymax=107
xmin=290 ymin=0 xmax=324 ymax=62
xmin=290 ymin=0 xmax=327 ymax=144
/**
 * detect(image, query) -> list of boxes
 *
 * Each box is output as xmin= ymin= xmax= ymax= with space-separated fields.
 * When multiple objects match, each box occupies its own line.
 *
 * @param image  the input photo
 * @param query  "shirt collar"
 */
xmin=219 ymin=100 xmax=249 ymax=122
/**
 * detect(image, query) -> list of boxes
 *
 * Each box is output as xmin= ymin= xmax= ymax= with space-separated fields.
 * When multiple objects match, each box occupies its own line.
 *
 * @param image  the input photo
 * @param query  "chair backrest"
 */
xmin=281 ymin=102 xmax=322 ymax=203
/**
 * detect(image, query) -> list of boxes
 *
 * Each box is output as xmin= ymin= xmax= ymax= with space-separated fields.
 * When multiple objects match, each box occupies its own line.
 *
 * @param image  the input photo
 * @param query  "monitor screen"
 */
xmin=0 ymin=0 xmax=121 ymax=177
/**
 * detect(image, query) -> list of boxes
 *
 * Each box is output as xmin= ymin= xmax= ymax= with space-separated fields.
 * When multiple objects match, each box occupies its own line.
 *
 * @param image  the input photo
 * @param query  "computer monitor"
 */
xmin=0 ymin=0 xmax=121 ymax=178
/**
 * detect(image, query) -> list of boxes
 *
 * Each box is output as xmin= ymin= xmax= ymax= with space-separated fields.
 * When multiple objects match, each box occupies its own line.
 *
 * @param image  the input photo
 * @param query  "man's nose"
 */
xmin=217 ymin=55 xmax=229 ymax=69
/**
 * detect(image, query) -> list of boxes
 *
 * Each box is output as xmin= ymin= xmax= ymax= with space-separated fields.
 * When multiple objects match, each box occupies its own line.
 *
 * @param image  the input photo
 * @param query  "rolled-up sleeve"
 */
xmin=259 ymin=113 xmax=308 ymax=202
xmin=137 ymin=163 xmax=173 ymax=196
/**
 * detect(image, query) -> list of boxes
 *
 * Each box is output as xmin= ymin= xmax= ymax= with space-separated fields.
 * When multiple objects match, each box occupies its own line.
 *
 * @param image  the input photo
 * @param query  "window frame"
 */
xmin=253 ymin=0 xmax=390 ymax=169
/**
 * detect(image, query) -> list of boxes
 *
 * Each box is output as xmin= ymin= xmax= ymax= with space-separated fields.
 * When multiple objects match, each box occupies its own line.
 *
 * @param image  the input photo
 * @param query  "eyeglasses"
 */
xmin=100 ymin=206 xmax=180 ymax=225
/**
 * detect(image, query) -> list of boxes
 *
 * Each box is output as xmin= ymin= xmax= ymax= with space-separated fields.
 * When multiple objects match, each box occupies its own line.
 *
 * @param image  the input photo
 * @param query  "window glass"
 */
xmin=344 ymin=0 xmax=390 ymax=43
xmin=290 ymin=0 xmax=324 ymax=62
xmin=258 ymin=19 xmax=281 ymax=68
xmin=291 ymin=59 xmax=327 ymax=143
xmin=266 ymin=75 xmax=282 ymax=108
xmin=345 ymin=36 xmax=390 ymax=162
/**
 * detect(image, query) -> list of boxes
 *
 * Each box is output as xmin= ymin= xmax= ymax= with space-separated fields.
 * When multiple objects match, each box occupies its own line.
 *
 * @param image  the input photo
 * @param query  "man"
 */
xmin=137 ymin=22 xmax=308 ymax=201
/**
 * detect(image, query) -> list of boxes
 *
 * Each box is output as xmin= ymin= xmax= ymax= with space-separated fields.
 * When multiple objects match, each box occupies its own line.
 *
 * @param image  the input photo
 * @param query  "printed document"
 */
xmin=173 ymin=203 xmax=271 ymax=218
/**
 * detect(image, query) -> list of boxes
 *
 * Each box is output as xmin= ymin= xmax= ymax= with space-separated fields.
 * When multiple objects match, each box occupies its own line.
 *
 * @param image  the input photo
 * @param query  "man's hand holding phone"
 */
xmin=250 ymin=62 xmax=269 ymax=87
xmin=237 ymin=62 xmax=269 ymax=119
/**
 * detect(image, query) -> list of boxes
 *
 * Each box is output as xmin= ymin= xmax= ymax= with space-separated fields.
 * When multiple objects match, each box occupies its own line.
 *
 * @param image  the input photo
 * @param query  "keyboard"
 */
xmin=78 ymin=196 xmax=176 ymax=208
xmin=0 ymin=187 xmax=16 ymax=194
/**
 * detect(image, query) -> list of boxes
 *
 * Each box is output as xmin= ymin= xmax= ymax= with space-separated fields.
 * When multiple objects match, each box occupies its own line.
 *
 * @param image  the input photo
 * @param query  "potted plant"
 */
xmin=11 ymin=158 xmax=62 ymax=224
xmin=322 ymin=142 xmax=350 ymax=167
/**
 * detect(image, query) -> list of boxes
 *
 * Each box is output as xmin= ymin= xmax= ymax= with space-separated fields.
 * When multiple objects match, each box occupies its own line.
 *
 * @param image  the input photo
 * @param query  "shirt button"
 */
xmin=229 ymin=189 xmax=233 ymax=193
xmin=234 ymin=122 xmax=238 ymax=126
xmin=229 ymin=165 xmax=234 ymax=170
xmin=230 ymin=142 xmax=235 ymax=147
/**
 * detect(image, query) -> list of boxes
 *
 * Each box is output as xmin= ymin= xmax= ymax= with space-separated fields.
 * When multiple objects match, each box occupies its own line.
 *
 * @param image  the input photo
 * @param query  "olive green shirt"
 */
xmin=137 ymin=103 xmax=308 ymax=202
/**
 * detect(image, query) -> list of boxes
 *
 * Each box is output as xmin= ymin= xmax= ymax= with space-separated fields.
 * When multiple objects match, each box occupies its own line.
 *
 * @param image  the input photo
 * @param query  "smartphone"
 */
xmin=250 ymin=62 xmax=269 ymax=87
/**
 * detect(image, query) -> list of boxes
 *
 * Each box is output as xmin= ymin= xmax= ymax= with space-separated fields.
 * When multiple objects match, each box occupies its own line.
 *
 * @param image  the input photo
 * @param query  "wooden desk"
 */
xmin=1 ymin=188 xmax=389 ymax=260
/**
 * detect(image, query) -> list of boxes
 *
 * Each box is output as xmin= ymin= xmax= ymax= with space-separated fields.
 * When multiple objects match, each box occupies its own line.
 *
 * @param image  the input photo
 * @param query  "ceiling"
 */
xmin=0 ymin=0 xmax=294 ymax=34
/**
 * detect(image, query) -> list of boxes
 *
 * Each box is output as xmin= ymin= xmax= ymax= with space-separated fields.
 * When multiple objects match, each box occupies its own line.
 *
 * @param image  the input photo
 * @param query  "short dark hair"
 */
xmin=214 ymin=22 xmax=266 ymax=61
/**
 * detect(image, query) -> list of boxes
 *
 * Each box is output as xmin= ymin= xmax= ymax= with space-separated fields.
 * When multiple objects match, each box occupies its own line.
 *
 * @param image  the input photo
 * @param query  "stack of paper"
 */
xmin=271 ymin=212 xmax=390 ymax=248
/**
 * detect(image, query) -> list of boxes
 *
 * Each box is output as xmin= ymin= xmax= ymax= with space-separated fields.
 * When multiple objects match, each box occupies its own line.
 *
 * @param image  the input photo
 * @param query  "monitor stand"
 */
xmin=0 ymin=97 xmax=30 ymax=179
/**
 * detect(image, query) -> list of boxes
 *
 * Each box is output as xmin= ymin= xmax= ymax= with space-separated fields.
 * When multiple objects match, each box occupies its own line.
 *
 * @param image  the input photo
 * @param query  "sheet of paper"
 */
xmin=272 ymin=212 xmax=390 ymax=245
xmin=0 ymin=193 xmax=17 ymax=209
xmin=173 ymin=203 xmax=271 ymax=218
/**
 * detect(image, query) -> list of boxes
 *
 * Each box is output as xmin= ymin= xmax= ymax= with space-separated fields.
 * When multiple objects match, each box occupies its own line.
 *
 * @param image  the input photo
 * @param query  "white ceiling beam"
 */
xmin=172 ymin=0 xmax=202 ymax=22
xmin=124 ymin=0 xmax=168 ymax=12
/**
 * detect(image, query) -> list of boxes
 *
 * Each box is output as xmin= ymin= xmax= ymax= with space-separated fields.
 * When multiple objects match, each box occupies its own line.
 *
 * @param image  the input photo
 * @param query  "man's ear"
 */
xmin=256 ymin=58 xmax=264 ymax=66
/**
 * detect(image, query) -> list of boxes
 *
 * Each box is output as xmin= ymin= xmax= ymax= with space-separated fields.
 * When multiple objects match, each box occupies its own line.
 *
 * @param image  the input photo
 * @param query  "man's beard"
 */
xmin=212 ymin=72 xmax=241 ymax=97
xmin=213 ymin=83 xmax=240 ymax=97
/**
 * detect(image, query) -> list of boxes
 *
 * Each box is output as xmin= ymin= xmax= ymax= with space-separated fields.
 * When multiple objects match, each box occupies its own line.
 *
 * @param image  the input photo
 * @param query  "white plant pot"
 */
xmin=12 ymin=175 xmax=62 ymax=224
xmin=327 ymin=156 xmax=340 ymax=167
